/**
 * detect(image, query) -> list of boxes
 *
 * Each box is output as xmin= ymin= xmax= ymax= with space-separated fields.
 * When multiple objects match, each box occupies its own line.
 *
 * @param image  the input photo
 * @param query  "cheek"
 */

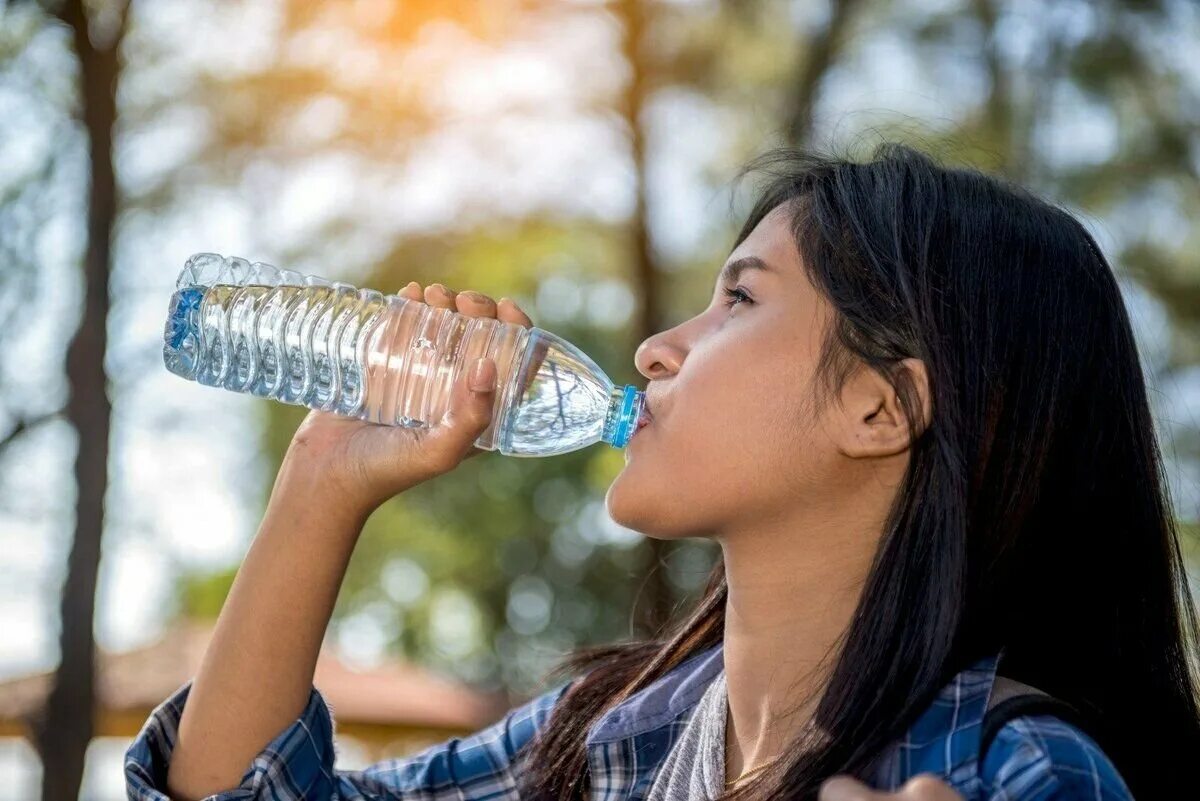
xmin=700 ymin=354 xmax=814 ymax=482
xmin=698 ymin=323 xmax=814 ymax=446
xmin=607 ymin=332 xmax=819 ymax=535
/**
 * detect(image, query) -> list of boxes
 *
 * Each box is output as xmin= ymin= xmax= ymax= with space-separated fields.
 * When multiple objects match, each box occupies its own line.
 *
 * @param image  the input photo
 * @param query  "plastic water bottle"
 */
xmin=162 ymin=253 xmax=648 ymax=457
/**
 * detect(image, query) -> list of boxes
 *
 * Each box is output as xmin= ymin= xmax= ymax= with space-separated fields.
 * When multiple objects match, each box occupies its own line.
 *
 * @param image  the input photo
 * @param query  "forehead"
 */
xmin=723 ymin=203 xmax=805 ymax=282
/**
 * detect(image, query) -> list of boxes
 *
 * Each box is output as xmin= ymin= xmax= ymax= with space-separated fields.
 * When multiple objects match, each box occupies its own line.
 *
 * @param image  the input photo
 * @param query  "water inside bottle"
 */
xmin=165 ymin=276 xmax=645 ymax=456
xmin=164 ymin=282 xmax=386 ymax=416
xmin=497 ymin=331 xmax=645 ymax=455
xmin=165 ymin=280 xmax=528 ymax=433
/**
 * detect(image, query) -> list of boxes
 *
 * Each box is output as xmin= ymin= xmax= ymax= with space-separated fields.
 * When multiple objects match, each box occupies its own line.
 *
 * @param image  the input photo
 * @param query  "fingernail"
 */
xmin=462 ymin=290 xmax=489 ymax=304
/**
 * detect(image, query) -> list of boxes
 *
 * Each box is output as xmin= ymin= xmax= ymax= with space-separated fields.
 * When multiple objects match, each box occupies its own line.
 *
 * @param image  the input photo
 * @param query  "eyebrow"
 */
xmin=718 ymin=256 xmax=772 ymax=285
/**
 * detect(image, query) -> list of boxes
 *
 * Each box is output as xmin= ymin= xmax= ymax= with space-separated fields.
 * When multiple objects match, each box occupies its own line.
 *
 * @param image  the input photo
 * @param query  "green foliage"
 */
xmin=179 ymin=565 xmax=240 ymax=620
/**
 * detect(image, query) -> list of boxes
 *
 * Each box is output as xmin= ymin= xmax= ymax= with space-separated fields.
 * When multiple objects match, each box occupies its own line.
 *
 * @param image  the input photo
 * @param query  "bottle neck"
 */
xmin=602 ymin=384 xmax=644 ymax=448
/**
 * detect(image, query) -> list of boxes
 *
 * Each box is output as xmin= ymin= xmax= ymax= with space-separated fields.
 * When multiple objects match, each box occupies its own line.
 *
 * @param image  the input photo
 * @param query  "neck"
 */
xmin=717 ymin=488 xmax=888 ymax=780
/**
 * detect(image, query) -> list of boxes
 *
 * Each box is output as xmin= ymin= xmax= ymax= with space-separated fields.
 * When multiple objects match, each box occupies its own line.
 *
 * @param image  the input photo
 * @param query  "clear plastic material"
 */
xmin=163 ymin=252 xmax=646 ymax=457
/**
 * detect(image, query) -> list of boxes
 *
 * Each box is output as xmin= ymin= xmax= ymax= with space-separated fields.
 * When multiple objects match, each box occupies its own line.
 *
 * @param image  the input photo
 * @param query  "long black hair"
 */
xmin=519 ymin=143 xmax=1200 ymax=800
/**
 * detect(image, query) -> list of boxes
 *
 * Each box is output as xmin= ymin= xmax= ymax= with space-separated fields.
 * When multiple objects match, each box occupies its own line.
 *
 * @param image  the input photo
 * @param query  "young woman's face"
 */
xmin=607 ymin=203 xmax=844 ymax=540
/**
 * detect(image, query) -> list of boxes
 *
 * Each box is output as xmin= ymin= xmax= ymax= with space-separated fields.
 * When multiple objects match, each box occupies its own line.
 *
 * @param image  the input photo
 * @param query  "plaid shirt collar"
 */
xmin=586 ymin=642 xmax=727 ymax=746
xmin=588 ymin=642 xmax=1000 ymax=744
xmin=579 ymin=642 xmax=1004 ymax=799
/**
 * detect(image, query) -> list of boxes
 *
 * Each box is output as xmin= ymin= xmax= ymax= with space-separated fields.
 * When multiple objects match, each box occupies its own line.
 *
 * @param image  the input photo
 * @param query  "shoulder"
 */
xmin=393 ymin=679 xmax=568 ymax=772
xmin=355 ymin=679 xmax=574 ymax=792
xmin=980 ymin=713 xmax=1135 ymax=801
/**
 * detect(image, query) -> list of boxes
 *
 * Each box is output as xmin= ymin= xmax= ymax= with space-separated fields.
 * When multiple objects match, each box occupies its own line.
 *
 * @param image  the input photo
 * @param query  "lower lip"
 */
xmin=626 ymin=425 xmax=646 ymax=455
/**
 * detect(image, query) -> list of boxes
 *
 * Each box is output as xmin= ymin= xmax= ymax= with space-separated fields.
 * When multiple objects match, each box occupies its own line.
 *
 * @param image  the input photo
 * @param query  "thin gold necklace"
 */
xmin=724 ymin=756 xmax=779 ymax=788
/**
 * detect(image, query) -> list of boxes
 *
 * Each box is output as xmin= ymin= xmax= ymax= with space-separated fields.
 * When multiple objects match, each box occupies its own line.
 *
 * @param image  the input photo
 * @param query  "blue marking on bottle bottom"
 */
xmin=167 ymin=287 xmax=204 ymax=349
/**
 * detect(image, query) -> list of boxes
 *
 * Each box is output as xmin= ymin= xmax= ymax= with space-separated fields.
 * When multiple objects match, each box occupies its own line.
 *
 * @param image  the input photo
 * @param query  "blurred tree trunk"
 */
xmin=969 ymin=0 xmax=1016 ymax=174
xmin=786 ymin=0 xmax=864 ymax=146
xmin=615 ymin=0 xmax=672 ymax=636
xmin=31 ymin=2 xmax=126 ymax=799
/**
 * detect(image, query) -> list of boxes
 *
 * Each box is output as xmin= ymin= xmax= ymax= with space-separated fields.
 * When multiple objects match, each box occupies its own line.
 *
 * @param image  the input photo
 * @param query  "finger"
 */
xmin=899 ymin=775 xmax=963 ymax=800
xmin=496 ymin=296 xmax=542 ymax=391
xmin=421 ymin=356 xmax=496 ymax=471
xmin=425 ymin=282 xmax=457 ymax=310
xmin=819 ymin=776 xmax=880 ymax=801
xmin=447 ymin=290 xmax=498 ymax=457
xmin=455 ymin=289 xmax=499 ymax=319
xmin=496 ymin=296 xmax=534 ymax=328
xmin=399 ymin=281 xmax=423 ymax=302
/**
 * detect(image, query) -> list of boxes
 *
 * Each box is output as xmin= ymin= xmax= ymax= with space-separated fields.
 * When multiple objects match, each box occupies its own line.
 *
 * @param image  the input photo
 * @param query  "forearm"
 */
xmin=166 ymin=462 xmax=370 ymax=800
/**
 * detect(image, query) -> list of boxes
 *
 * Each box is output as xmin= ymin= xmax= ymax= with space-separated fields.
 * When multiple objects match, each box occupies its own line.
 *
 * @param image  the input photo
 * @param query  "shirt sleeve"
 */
xmin=124 ymin=677 xmax=571 ymax=801
xmin=980 ymin=714 xmax=1136 ymax=801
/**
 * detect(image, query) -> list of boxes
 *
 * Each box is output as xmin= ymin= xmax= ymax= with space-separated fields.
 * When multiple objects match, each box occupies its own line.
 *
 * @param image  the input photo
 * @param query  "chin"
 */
xmin=604 ymin=472 xmax=699 ymax=541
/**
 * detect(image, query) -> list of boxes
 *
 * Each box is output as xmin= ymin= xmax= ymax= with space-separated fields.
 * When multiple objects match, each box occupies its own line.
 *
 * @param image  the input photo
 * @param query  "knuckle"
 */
xmin=462 ymin=290 xmax=494 ymax=305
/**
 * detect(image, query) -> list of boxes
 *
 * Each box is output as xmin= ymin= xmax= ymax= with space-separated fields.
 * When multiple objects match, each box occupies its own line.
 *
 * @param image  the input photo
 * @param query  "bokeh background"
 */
xmin=0 ymin=1 xmax=1198 ymax=798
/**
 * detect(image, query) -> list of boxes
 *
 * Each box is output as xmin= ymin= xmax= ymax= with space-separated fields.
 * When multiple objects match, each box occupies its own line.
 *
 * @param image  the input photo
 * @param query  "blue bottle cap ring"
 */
xmin=610 ymin=384 xmax=640 ymax=448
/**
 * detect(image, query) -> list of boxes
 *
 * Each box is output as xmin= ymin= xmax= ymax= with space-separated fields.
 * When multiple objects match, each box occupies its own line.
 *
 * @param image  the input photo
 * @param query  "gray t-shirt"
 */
xmin=644 ymin=670 xmax=729 ymax=801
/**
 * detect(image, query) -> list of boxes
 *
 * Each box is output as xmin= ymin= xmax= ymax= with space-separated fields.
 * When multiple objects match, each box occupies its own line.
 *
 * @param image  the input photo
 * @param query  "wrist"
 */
xmin=268 ymin=457 xmax=377 ymax=531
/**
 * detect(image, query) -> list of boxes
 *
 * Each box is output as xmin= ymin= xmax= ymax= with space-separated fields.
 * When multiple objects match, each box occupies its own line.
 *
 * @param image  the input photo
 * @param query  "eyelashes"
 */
xmin=722 ymin=285 xmax=753 ymax=308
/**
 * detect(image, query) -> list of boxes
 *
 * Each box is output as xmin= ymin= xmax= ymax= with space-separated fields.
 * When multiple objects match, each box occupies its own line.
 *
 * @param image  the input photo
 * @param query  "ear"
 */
xmin=834 ymin=358 xmax=931 ymax=459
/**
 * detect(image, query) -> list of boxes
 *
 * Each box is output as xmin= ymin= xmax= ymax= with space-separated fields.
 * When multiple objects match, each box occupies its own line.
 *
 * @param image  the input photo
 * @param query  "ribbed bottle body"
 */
xmin=163 ymin=253 xmax=645 ymax=456
xmin=164 ymin=254 xmax=530 ymax=451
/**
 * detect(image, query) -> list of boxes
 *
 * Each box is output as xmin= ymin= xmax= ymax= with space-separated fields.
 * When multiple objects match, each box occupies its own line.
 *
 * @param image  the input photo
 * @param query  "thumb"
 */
xmin=422 ymin=357 xmax=497 ymax=467
xmin=819 ymin=776 xmax=884 ymax=801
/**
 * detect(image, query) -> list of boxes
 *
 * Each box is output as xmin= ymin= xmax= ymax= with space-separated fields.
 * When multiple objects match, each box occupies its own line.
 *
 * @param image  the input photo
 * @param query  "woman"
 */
xmin=126 ymin=145 xmax=1200 ymax=801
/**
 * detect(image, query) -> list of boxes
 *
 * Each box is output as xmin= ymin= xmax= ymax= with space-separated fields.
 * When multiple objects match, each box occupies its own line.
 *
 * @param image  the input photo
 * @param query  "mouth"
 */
xmin=635 ymin=399 xmax=654 ymax=431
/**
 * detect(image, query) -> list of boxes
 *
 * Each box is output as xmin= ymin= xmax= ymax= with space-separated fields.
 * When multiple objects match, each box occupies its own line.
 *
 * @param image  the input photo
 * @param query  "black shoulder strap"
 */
xmin=979 ymin=693 xmax=1091 ymax=761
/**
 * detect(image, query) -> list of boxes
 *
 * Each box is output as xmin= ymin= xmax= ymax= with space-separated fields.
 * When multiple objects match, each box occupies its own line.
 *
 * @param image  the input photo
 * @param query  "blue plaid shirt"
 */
xmin=125 ymin=644 xmax=1134 ymax=800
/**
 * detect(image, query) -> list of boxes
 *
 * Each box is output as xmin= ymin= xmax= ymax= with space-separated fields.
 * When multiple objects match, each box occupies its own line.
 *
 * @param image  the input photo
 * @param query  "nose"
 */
xmin=634 ymin=327 xmax=685 ymax=381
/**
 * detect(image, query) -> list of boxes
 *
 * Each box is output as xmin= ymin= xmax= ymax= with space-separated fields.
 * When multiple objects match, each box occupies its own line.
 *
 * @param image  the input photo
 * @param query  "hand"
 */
xmin=819 ymin=774 xmax=965 ymax=801
xmin=273 ymin=281 xmax=535 ymax=516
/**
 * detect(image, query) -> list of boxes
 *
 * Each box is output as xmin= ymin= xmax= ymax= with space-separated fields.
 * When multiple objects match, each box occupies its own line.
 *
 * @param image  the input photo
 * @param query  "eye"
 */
xmin=722 ymin=285 xmax=753 ymax=309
